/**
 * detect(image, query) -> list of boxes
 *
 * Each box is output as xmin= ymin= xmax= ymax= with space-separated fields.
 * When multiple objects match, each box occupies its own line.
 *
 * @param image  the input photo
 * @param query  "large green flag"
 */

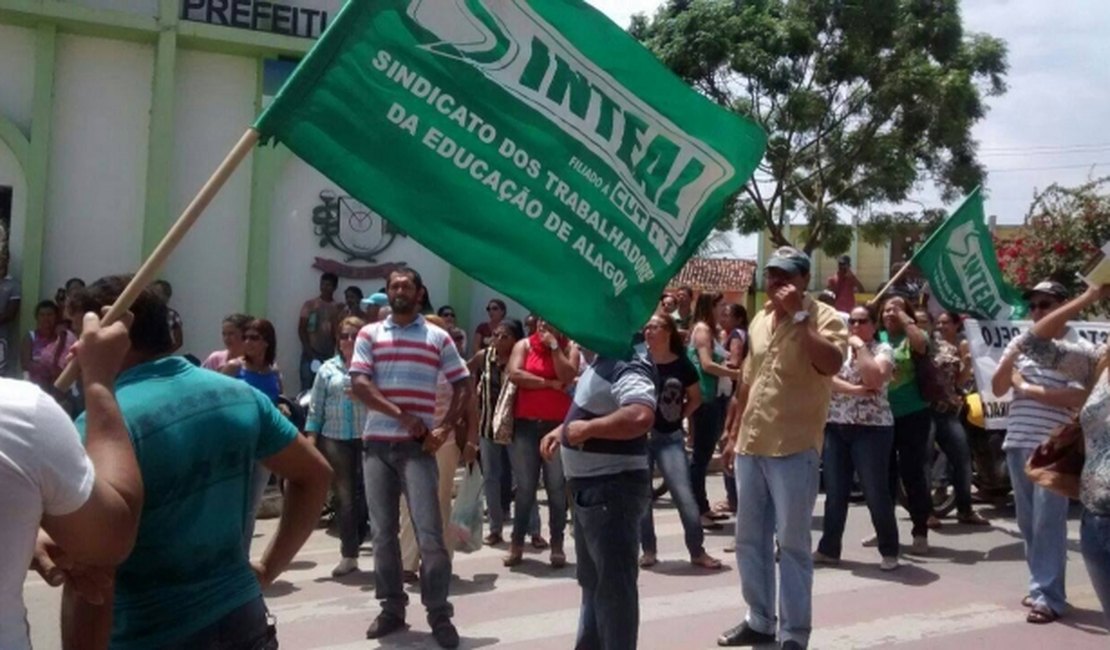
xmin=910 ymin=188 xmax=1026 ymax=320
xmin=254 ymin=0 xmax=766 ymax=356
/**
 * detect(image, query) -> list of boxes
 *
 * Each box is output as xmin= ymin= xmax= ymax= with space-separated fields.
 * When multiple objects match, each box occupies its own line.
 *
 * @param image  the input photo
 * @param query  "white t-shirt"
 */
xmin=0 ymin=379 xmax=95 ymax=650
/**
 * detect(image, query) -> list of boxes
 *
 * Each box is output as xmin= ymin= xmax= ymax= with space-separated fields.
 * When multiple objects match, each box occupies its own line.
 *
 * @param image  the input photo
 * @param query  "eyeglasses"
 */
xmin=243 ymin=334 xmax=262 ymax=341
xmin=848 ymin=318 xmax=870 ymax=325
xmin=1028 ymin=301 xmax=1056 ymax=311
xmin=338 ymin=332 xmax=359 ymax=341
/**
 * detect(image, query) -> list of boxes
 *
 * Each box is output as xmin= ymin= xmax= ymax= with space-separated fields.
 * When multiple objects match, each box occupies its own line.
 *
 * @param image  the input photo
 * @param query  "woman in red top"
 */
xmin=503 ymin=319 xmax=580 ymax=568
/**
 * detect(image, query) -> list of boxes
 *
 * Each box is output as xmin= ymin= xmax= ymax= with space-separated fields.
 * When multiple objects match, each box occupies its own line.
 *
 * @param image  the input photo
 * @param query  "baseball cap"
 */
xmin=361 ymin=292 xmax=389 ymax=308
xmin=1022 ymin=280 xmax=1069 ymax=301
xmin=838 ymin=255 xmax=851 ymax=266
xmin=765 ymin=246 xmax=811 ymax=276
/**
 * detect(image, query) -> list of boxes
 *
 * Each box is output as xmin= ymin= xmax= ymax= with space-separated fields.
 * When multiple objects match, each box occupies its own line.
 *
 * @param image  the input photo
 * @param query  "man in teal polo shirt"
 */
xmin=53 ymin=275 xmax=332 ymax=649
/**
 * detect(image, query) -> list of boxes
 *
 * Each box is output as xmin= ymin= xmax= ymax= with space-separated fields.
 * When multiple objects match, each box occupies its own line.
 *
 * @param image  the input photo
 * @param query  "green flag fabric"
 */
xmin=254 ymin=0 xmax=766 ymax=356
xmin=910 ymin=188 xmax=1026 ymax=320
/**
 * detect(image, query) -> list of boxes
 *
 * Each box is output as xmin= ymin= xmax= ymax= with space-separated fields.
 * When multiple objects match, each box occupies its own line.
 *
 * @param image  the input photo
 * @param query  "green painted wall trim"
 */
xmin=17 ymin=23 xmax=55 ymax=350
xmin=245 ymin=145 xmax=290 ymax=316
xmin=140 ymin=21 xmax=177 ymax=257
xmin=0 ymin=0 xmax=157 ymax=42
xmin=447 ymin=266 xmax=474 ymax=335
xmin=0 ymin=114 xmax=30 ymax=173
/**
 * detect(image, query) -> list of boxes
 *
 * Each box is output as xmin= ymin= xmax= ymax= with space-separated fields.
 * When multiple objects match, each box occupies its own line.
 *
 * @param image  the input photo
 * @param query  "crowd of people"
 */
xmin=2 ymin=234 xmax=1110 ymax=650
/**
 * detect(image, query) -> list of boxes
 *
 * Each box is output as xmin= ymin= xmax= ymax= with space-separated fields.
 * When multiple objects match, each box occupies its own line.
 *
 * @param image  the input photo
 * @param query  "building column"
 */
xmin=140 ymin=0 xmax=178 ymax=257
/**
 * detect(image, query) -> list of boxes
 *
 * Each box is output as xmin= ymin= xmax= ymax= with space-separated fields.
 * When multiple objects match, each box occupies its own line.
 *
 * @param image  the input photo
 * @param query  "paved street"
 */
xmin=24 ymin=479 xmax=1110 ymax=649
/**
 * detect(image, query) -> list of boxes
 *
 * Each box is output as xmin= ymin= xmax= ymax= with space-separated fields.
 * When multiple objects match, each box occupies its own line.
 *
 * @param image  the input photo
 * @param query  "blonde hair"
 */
xmin=338 ymin=316 xmax=366 ymax=336
xmin=425 ymin=314 xmax=446 ymax=328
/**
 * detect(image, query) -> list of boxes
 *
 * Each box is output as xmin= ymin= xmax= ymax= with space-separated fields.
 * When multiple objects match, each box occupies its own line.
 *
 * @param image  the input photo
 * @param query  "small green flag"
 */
xmin=910 ymin=188 xmax=1026 ymax=320
xmin=254 ymin=0 xmax=766 ymax=356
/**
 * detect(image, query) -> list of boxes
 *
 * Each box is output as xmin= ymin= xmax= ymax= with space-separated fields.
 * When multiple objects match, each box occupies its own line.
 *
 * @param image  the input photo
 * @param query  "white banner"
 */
xmin=966 ymin=319 xmax=1110 ymax=429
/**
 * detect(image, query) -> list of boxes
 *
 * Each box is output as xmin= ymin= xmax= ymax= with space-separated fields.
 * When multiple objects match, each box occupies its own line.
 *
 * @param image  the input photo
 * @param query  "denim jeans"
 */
xmin=734 ymin=450 xmax=820 ymax=648
xmin=931 ymin=410 xmax=975 ymax=515
xmin=509 ymin=419 xmax=567 ymax=546
xmin=363 ymin=440 xmax=453 ymax=624
xmin=571 ymin=470 xmax=651 ymax=650
xmin=890 ymin=409 xmax=933 ymax=539
xmin=818 ymin=424 xmax=899 ymax=560
xmin=481 ymin=438 xmax=541 ymax=537
xmin=1006 ymin=447 xmax=1069 ymax=614
xmin=1080 ymin=510 xmax=1110 ymax=625
xmin=162 ymin=596 xmax=275 ymax=650
xmin=690 ymin=399 xmax=724 ymax=515
xmin=317 ymin=437 xmax=367 ymax=559
xmin=243 ymin=464 xmax=272 ymax=555
xmin=641 ymin=430 xmax=705 ymax=557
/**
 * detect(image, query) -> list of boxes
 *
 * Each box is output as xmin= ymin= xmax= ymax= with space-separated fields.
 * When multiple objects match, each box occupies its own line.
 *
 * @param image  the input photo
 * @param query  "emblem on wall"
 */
xmin=310 ymin=190 xmax=409 ymax=279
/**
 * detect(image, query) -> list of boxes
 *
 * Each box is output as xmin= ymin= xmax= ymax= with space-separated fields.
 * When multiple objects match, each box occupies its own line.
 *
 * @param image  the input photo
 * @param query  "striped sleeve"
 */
xmin=612 ymin=358 xmax=657 ymax=409
xmin=350 ymin=323 xmax=376 ymax=376
xmin=438 ymin=331 xmax=470 ymax=383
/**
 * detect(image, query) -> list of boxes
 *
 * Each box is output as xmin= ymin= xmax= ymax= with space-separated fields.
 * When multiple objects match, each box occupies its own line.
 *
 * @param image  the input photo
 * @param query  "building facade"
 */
xmin=0 ymin=0 xmax=525 ymax=378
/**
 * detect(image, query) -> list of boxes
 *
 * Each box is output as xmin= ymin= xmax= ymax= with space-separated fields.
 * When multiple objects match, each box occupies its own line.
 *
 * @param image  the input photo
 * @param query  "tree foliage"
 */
xmin=631 ymin=0 xmax=1008 ymax=255
xmin=995 ymin=178 xmax=1110 ymax=318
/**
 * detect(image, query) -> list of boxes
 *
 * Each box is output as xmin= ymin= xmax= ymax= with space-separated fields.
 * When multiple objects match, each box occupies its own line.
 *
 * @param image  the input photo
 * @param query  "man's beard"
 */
xmin=390 ymin=296 xmax=416 ymax=314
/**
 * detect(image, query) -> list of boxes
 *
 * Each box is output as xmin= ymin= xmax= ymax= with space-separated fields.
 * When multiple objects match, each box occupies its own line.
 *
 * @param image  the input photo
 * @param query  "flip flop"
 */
xmin=691 ymin=554 xmax=723 ymax=570
xmin=1021 ymin=596 xmax=1033 ymax=608
xmin=1026 ymin=605 xmax=1059 ymax=624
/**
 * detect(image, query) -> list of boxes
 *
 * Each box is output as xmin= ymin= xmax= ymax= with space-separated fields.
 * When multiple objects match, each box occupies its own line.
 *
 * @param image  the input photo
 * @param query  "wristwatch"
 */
xmin=547 ymin=339 xmax=559 ymax=351
xmin=792 ymin=310 xmax=810 ymax=324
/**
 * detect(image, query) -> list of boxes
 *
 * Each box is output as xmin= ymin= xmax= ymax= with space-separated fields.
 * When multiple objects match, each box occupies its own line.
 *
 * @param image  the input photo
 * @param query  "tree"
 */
xmin=995 ymin=178 xmax=1110 ymax=318
xmin=631 ymin=0 xmax=1008 ymax=255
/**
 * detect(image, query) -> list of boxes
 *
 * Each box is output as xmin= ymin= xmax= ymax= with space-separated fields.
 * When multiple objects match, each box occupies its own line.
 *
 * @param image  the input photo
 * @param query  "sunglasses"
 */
xmin=848 ymin=318 xmax=870 ymax=325
xmin=1028 ymin=301 xmax=1057 ymax=311
xmin=243 ymin=334 xmax=262 ymax=341
xmin=338 ymin=332 xmax=359 ymax=341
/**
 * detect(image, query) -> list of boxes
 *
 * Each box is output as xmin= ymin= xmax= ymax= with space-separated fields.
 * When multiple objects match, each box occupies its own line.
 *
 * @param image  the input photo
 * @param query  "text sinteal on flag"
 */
xmin=254 ymin=0 xmax=766 ymax=357
xmin=910 ymin=188 xmax=1026 ymax=320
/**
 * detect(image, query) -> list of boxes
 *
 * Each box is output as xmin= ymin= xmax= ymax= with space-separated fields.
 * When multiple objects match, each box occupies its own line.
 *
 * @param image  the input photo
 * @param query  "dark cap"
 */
xmin=765 ymin=246 xmax=811 ymax=276
xmin=1022 ymin=280 xmax=1069 ymax=301
xmin=837 ymin=255 xmax=851 ymax=266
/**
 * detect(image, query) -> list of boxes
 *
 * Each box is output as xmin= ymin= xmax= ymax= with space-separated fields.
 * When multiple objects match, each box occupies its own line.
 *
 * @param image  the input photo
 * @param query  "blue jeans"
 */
xmin=162 ymin=596 xmax=275 ymax=649
xmin=318 ymin=437 xmax=368 ymax=559
xmin=363 ymin=440 xmax=452 ymax=623
xmin=509 ymin=419 xmax=567 ymax=546
xmin=571 ymin=470 xmax=651 ymax=650
xmin=641 ymin=430 xmax=705 ymax=556
xmin=818 ymin=424 xmax=899 ymax=559
xmin=690 ymin=399 xmax=724 ymax=515
xmin=931 ymin=410 xmax=975 ymax=515
xmin=243 ymin=464 xmax=271 ymax=555
xmin=734 ymin=450 xmax=820 ymax=648
xmin=481 ymin=437 xmax=541 ymax=537
xmin=1080 ymin=510 xmax=1110 ymax=625
xmin=890 ymin=409 xmax=933 ymax=539
xmin=1007 ymin=447 xmax=1069 ymax=614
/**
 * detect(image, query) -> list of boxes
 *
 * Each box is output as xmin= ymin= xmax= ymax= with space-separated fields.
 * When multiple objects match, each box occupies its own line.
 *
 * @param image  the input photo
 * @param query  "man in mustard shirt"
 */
xmin=719 ymin=247 xmax=848 ymax=650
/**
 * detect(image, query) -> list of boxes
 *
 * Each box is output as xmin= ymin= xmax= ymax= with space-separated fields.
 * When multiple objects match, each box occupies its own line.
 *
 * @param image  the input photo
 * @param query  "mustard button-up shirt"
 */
xmin=735 ymin=297 xmax=848 ymax=457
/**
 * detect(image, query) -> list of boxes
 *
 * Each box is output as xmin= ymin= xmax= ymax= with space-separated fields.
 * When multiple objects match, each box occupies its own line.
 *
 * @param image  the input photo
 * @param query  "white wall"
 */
xmin=43 ymin=34 xmax=153 ymax=299
xmin=164 ymin=49 xmax=256 ymax=359
xmin=267 ymin=157 xmax=451 ymax=392
xmin=0 ymin=24 xmax=35 ymax=137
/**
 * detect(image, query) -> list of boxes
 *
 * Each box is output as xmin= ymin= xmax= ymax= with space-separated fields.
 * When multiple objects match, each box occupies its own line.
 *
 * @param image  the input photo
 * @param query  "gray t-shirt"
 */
xmin=0 ymin=276 xmax=21 ymax=374
xmin=560 ymin=355 xmax=657 ymax=478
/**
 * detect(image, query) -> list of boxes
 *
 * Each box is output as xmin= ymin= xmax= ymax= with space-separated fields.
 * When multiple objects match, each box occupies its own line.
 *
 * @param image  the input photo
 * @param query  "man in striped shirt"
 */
xmin=992 ymin=280 xmax=1095 ymax=624
xmin=350 ymin=268 xmax=470 ymax=649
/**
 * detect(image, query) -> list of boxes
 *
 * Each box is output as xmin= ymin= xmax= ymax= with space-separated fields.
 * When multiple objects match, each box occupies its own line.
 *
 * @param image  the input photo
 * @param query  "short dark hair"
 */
xmin=65 ymin=277 xmax=85 ymax=291
xmin=321 ymin=272 xmax=339 ymax=286
xmin=153 ymin=279 xmax=173 ymax=298
xmin=487 ymin=298 xmax=507 ymax=312
xmin=724 ymin=303 xmax=748 ymax=329
xmin=438 ymin=305 xmax=456 ymax=317
xmin=245 ymin=318 xmax=278 ymax=366
xmin=35 ymin=299 xmax=60 ymax=317
xmin=677 ymin=285 xmax=694 ymax=298
xmin=88 ymin=275 xmax=173 ymax=356
xmin=345 ymin=285 xmax=364 ymax=300
xmin=223 ymin=313 xmax=253 ymax=331
xmin=388 ymin=267 xmax=424 ymax=293
xmin=496 ymin=319 xmax=525 ymax=341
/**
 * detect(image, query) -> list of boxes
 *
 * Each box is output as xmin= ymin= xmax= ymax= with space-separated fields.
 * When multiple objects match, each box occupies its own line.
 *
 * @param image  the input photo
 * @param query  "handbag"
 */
xmin=1025 ymin=418 xmax=1085 ymax=500
xmin=491 ymin=380 xmax=517 ymax=445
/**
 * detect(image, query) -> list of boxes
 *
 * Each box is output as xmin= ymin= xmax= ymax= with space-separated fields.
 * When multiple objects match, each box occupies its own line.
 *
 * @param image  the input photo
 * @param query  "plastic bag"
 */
xmin=449 ymin=463 xmax=484 ymax=553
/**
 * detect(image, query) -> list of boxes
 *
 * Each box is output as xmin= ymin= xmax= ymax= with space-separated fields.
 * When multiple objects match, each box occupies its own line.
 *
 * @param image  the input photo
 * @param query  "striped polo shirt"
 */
xmin=1003 ymin=328 xmax=1095 ymax=451
xmin=350 ymin=314 xmax=469 ymax=441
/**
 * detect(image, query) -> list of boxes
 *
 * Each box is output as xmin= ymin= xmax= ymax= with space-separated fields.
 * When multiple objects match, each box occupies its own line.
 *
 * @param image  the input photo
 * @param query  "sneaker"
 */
xmin=431 ymin=618 xmax=460 ymax=648
xmin=717 ymin=621 xmax=776 ymax=646
xmin=331 ymin=557 xmax=359 ymax=577
xmin=365 ymin=613 xmax=407 ymax=639
xmin=861 ymin=534 xmax=878 ymax=547
xmin=880 ymin=556 xmax=899 ymax=571
xmin=812 ymin=550 xmax=840 ymax=566
xmin=910 ymin=536 xmax=929 ymax=555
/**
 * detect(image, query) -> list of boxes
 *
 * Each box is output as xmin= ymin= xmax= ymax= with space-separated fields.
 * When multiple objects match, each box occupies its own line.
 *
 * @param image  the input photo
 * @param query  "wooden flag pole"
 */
xmin=55 ymin=127 xmax=261 ymax=390
xmin=867 ymin=261 xmax=914 ymax=308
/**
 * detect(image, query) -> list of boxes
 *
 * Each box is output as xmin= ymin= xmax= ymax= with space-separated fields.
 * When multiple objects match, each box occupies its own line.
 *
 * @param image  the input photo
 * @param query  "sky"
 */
xmin=589 ymin=0 xmax=1110 ymax=256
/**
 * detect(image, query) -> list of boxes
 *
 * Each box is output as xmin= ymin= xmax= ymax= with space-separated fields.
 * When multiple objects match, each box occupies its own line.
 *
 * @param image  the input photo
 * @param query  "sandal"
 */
xmin=1026 ymin=605 xmax=1059 ymax=624
xmin=691 ymin=553 xmax=723 ymax=570
xmin=1021 ymin=596 xmax=1034 ymax=608
xmin=639 ymin=552 xmax=657 ymax=568
xmin=503 ymin=546 xmax=524 ymax=567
